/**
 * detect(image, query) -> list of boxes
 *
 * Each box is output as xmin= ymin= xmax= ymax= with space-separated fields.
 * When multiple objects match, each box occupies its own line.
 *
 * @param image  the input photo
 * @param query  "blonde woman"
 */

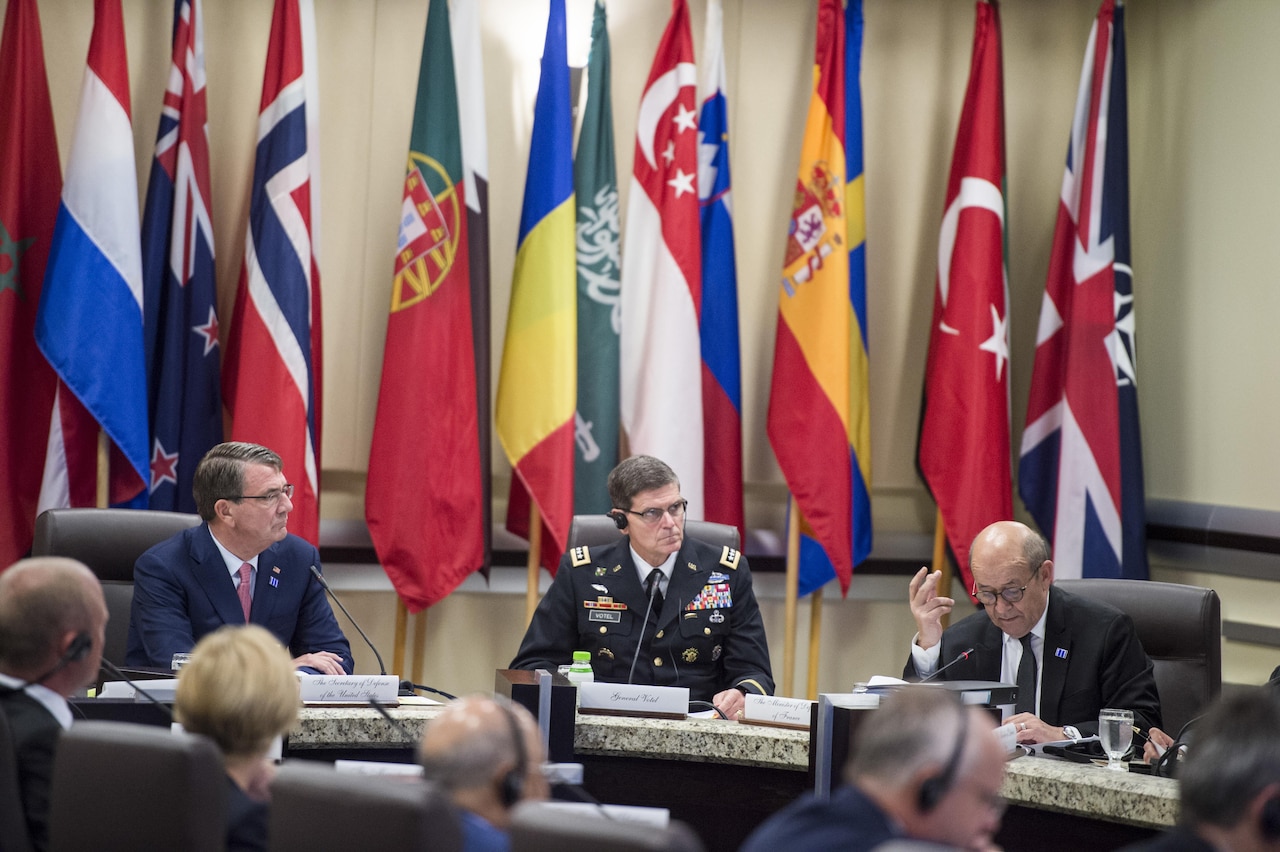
xmin=175 ymin=624 xmax=300 ymax=852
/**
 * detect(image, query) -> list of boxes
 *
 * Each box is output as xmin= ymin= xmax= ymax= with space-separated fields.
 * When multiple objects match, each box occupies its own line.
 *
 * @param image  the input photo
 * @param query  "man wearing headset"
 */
xmin=0 ymin=557 xmax=109 ymax=852
xmin=510 ymin=455 xmax=773 ymax=720
xmin=419 ymin=695 xmax=548 ymax=851
xmin=741 ymin=688 xmax=1007 ymax=851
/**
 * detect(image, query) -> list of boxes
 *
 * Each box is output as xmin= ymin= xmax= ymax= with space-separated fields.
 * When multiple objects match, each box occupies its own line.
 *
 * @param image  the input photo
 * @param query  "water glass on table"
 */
xmin=1099 ymin=708 xmax=1134 ymax=770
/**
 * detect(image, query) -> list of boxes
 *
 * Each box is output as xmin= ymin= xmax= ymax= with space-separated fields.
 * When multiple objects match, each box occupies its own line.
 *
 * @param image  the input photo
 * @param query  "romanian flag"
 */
xmin=496 ymin=0 xmax=576 ymax=573
xmin=366 ymin=0 xmax=485 ymax=612
xmin=767 ymin=0 xmax=869 ymax=597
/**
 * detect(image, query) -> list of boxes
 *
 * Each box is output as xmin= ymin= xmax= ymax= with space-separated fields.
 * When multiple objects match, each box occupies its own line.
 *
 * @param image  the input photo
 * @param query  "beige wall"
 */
xmin=17 ymin=0 xmax=1280 ymax=689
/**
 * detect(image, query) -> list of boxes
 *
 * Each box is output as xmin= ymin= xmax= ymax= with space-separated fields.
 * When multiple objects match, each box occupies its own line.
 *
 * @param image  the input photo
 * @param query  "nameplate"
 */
xmin=298 ymin=675 xmax=399 ymax=705
xmin=741 ymin=694 xmax=813 ymax=729
xmin=99 ymin=679 xmax=179 ymax=702
xmin=578 ymin=682 xmax=689 ymax=719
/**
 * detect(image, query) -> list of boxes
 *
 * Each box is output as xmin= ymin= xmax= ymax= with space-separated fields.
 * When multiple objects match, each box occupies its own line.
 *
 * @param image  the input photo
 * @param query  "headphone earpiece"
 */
xmin=1261 ymin=795 xmax=1280 ymax=840
xmin=917 ymin=705 xmax=969 ymax=813
xmin=65 ymin=633 xmax=91 ymax=663
xmin=610 ymin=511 xmax=628 ymax=531
xmin=498 ymin=702 xmax=528 ymax=809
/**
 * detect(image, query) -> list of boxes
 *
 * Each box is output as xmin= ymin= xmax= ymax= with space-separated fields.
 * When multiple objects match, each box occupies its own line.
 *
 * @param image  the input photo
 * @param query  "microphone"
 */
xmin=367 ymin=697 xmax=417 ymax=741
xmin=310 ymin=565 xmax=385 ymax=676
xmin=99 ymin=658 xmax=174 ymax=721
xmin=627 ymin=573 xmax=664 ymax=685
xmin=919 ymin=647 xmax=976 ymax=683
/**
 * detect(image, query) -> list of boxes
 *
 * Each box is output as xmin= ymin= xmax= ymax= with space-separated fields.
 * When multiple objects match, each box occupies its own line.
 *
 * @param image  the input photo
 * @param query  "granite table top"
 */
xmin=290 ymin=706 xmax=1179 ymax=827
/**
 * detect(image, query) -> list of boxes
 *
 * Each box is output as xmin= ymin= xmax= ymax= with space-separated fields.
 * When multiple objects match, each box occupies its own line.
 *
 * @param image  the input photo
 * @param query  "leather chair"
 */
xmin=1055 ymin=578 xmax=1222 ymax=735
xmin=567 ymin=515 xmax=740 ymax=552
xmin=0 ymin=709 xmax=33 ymax=852
xmin=510 ymin=802 xmax=705 ymax=852
xmin=47 ymin=721 xmax=225 ymax=852
xmin=31 ymin=507 xmax=203 ymax=666
xmin=268 ymin=761 xmax=462 ymax=852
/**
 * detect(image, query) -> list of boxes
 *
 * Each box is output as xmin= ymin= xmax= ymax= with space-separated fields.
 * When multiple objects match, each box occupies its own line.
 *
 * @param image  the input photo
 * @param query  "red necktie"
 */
xmin=237 ymin=563 xmax=253 ymax=623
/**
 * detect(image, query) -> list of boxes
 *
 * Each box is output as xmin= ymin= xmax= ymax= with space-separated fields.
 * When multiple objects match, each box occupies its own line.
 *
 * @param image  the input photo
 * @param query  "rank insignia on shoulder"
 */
xmin=719 ymin=547 xmax=740 ymax=570
xmin=571 ymin=546 xmax=591 ymax=567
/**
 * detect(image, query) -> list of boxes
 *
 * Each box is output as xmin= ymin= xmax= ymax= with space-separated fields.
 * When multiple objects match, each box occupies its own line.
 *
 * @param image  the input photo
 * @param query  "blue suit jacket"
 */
xmin=125 ymin=524 xmax=353 ymax=673
xmin=739 ymin=784 xmax=904 ymax=852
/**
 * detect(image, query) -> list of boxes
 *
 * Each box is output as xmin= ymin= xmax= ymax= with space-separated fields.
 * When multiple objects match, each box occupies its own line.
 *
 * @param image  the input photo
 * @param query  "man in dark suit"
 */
xmin=126 ymin=442 xmax=353 ymax=675
xmin=0 ymin=557 xmax=109 ymax=852
xmin=904 ymin=520 xmax=1160 ymax=743
xmin=511 ymin=455 xmax=772 ymax=718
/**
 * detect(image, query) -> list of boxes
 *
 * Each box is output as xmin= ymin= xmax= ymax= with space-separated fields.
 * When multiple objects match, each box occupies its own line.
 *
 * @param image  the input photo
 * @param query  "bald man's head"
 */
xmin=419 ymin=695 xmax=547 ymax=829
xmin=0 ymin=558 xmax=107 ymax=693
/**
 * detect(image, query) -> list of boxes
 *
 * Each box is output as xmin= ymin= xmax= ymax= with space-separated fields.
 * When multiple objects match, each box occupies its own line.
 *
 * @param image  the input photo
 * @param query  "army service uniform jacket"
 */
xmin=511 ymin=535 xmax=774 ymax=703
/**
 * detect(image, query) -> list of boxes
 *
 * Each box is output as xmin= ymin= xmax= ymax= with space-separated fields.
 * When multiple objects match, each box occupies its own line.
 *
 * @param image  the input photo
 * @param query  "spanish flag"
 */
xmin=496 ymin=0 xmax=576 ymax=573
xmin=767 ymin=0 xmax=870 ymax=596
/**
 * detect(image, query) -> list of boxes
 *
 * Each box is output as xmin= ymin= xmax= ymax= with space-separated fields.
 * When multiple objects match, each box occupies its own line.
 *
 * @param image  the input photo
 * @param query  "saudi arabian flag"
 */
xmin=573 ymin=0 xmax=621 ymax=513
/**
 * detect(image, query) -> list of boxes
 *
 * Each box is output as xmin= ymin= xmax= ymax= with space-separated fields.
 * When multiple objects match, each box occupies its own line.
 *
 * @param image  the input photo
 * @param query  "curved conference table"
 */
xmin=288 ymin=705 xmax=1177 ymax=852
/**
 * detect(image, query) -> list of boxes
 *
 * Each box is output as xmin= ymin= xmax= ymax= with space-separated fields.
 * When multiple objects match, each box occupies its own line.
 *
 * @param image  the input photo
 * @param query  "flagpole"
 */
xmin=932 ymin=509 xmax=951 ymax=629
xmin=783 ymin=496 xmax=800 ymax=697
xmin=806 ymin=585 xmax=823 ymax=699
xmin=412 ymin=609 xmax=428 ymax=686
xmin=393 ymin=598 xmax=408 ymax=677
xmin=526 ymin=502 xmax=542 ymax=624
xmin=96 ymin=432 xmax=109 ymax=508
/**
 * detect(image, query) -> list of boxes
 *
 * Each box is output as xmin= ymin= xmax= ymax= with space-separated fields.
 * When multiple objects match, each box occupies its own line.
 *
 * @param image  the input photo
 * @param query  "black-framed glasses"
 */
xmin=225 ymin=484 xmax=295 ymax=505
xmin=971 ymin=562 xmax=1041 ymax=606
xmin=623 ymin=499 xmax=688 ymax=526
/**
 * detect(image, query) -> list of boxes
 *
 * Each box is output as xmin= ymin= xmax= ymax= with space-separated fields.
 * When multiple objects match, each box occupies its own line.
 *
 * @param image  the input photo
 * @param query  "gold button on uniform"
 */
xmin=656 ymin=630 xmax=664 ymax=639
xmin=654 ymin=657 xmax=663 ymax=666
xmin=704 ymin=627 xmax=711 ymax=635
xmin=599 ymin=626 xmax=607 ymax=634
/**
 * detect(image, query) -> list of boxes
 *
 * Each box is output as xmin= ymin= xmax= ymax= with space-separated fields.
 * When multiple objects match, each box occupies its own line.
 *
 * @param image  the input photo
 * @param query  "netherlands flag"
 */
xmin=222 ymin=0 xmax=323 ymax=544
xmin=35 ymin=0 xmax=148 ymax=508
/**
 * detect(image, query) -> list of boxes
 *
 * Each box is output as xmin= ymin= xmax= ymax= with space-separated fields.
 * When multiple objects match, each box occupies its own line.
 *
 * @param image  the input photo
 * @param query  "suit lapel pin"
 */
xmin=1055 ymin=647 xmax=1068 ymax=659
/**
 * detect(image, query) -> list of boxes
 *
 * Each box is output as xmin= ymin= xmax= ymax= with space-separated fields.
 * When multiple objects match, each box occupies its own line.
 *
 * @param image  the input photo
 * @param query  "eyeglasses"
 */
xmin=623 ymin=499 xmax=688 ymax=525
xmin=971 ymin=562 xmax=1041 ymax=606
xmin=225 ymin=484 xmax=295 ymax=506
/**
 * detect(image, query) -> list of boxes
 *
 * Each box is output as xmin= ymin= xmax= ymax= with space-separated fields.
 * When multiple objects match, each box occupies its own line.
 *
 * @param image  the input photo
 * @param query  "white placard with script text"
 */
xmin=578 ymin=682 xmax=688 ymax=716
xmin=298 ymin=674 xmax=399 ymax=704
xmin=743 ymin=694 xmax=813 ymax=728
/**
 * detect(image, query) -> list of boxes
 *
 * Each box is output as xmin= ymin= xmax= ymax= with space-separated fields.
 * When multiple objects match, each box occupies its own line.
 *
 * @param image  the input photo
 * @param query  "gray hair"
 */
xmin=419 ymin=695 xmax=527 ymax=793
xmin=193 ymin=442 xmax=283 ymax=520
xmin=846 ymin=688 xmax=971 ymax=788
xmin=607 ymin=455 xmax=679 ymax=510
xmin=1179 ymin=690 xmax=1280 ymax=829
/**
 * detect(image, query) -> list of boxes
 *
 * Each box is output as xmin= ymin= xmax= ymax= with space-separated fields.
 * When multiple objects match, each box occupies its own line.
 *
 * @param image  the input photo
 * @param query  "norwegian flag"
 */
xmin=141 ymin=0 xmax=221 ymax=513
xmin=222 ymin=0 xmax=323 ymax=544
xmin=620 ymin=0 xmax=703 ymax=515
xmin=1019 ymin=0 xmax=1147 ymax=580
xmin=918 ymin=0 xmax=1011 ymax=595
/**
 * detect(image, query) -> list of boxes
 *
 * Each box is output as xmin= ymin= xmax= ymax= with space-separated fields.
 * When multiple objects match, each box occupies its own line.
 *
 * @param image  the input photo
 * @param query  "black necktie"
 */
xmin=645 ymin=568 xmax=664 ymax=614
xmin=1015 ymin=634 xmax=1037 ymax=715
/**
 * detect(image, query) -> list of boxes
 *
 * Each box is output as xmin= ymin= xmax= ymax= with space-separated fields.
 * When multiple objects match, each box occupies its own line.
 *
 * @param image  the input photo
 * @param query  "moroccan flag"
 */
xmin=698 ymin=0 xmax=744 ymax=539
xmin=767 ymin=0 xmax=860 ymax=596
xmin=0 ymin=0 xmax=62 ymax=565
xmin=620 ymin=0 xmax=704 ymax=516
xmin=1020 ymin=0 xmax=1147 ymax=580
xmin=572 ymin=0 xmax=621 ymax=515
xmin=35 ymin=0 xmax=148 ymax=510
xmin=496 ymin=0 xmax=576 ymax=573
xmin=141 ymin=0 xmax=222 ymax=514
xmin=366 ymin=0 xmax=485 ymax=613
xmin=222 ymin=0 xmax=323 ymax=545
xmin=918 ymin=0 xmax=1011 ymax=595
xmin=452 ymin=0 xmax=492 ymax=574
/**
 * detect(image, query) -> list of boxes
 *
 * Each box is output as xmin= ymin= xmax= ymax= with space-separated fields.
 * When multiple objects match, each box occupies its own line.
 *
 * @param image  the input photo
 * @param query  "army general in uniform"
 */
xmin=511 ymin=456 xmax=773 ymax=718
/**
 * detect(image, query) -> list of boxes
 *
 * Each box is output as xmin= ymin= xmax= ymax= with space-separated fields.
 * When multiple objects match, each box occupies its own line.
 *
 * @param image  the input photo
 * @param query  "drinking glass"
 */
xmin=1098 ymin=708 xmax=1134 ymax=770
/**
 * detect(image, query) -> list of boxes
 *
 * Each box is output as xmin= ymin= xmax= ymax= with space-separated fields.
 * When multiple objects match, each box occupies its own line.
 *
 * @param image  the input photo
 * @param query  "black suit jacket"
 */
xmin=903 ymin=585 xmax=1162 ymax=735
xmin=0 ymin=689 xmax=61 ymax=852
xmin=511 ymin=536 xmax=773 ymax=703
xmin=126 ymin=524 xmax=353 ymax=673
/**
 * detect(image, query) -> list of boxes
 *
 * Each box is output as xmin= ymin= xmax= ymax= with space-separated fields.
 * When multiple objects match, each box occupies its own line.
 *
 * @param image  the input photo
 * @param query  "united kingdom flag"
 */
xmin=141 ymin=0 xmax=221 ymax=513
xmin=222 ymin=0 xmax=323 ymax=544
xmin=1018 ymin=0 xmax=1147 ymax=580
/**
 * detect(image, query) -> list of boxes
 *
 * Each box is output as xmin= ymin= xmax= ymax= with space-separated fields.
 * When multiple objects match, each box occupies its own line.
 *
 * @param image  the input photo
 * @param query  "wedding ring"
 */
xmin=1020 ymin=722 xmax=1027 ymax=731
